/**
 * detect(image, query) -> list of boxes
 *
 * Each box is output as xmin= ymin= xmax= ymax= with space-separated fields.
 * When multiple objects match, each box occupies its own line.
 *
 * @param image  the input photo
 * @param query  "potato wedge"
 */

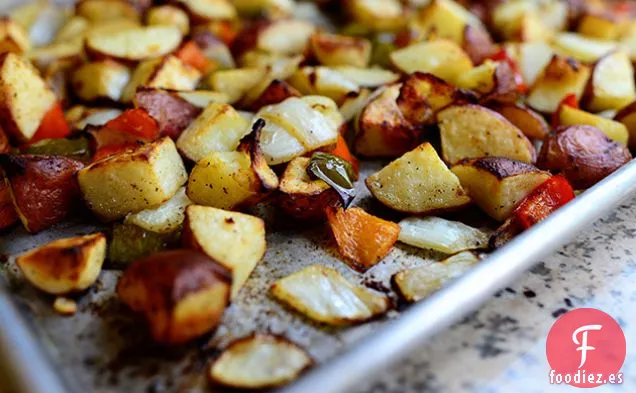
xmin=451 ymin=157 xmax=551 ymax=221
xmin=271 ymin=265 xmax=390 ymax=325
xmin=86 ymin=25 xmax=183 ymax=62
xmin=392 ymin=251 xmax=479 ymax=303
xmin=209 ymin=334 xmax=312 ymax=389
xmin=122 ymin=56 xmax=201 ymax=103
xmin=0 ymin=53 xmax=57 ymax=143
xmin=76 ymin=0 xmax=142 ymax=24
xmin=516 ymin=41 xmax=554 ymax=88
xmin=439 ymin=105 xmax=536 ymax=165
xmin=526 ymin=55 xmax=591 ymax=114
xmin=326 ymin=207 xmax=400 ymax=272
xmin=615 ymin=101 xmax=636 ymax=149
xmin=289 ymin=66 xmax=359 ymax=104
xmin=456 ymin=60 xmax=517 ymax=104
xmin=16 ymin=233 xmax=106 ymax=295
xmin=366 ymin=142 xmax=471 ymax=214
xmin=490 ymin=103 xmax=550 ymax=140
xmin=398 ymin=216 xmax=488 ymax=254
xmin=133 ymin=87 xmax=201 ymax=139
xmin=71 ymin=60 xmax=131 ymax=103
xmin=582 ymin=51 xmax=636 ymax=112
xmin=177 ymin=103 xmax=249 ymax=163
xmin=558 ymin=105 xmax=629 ymax=145
xmin=1 ymin=155 xmax=84 ymax=233
xmin=176 ymin=0 xmax=237 ymax=23
xmin=125 ymin=187 xmax=191 ymax=234
xmin=577 ymin=12 xmax=623 ymax=40
xmin=552 ymin=32 xmax=616 ymax=63
xmin=117 ymin=249 xmax=231 ymax=345
xmin=390 ymin=40 xmax=473 ymax=84
xmin=537 ymin=125 xmax=631 ymax=189
xmin=310 ymin=32 xmax=371 ymax=68
xmin=146 ymin=5 xmax=189 ymax=35
xmin=414 ymin=0 xmax=483 ymax=44
xmin=348 ymin=0 xmax=405 ymax=31
xmin=277 ymin=157 xmax=340 ymax=221
xmin=78 ymin=137 xmax=188 ymax=221
xmin=182 ymin=205 xmax=266 ymax=299
xmin=208 ymin=67 xmax=266 ymax=104
xmin=0 ymin=17 xmax=31 ymax=54
xmin=332 ymin=66 xmax=399 ymax=88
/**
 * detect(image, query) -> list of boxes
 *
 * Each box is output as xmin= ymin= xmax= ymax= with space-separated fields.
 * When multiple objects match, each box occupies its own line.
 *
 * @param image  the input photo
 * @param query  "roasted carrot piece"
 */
xmin=30 ymin=102 xmax=71 ymax=143
xmin=175 ymin=41 xmax=212 ymax=73
xmin=326 ymin=207 xmax=400 ymax=272
xmin=330 ymin=134 xmax=359 ymax=175
xmin=92 ymin=142 xmax=139 ymax=162
xmin=104 ymin=109 xmax=159 ymax=140
xmin=513 ymin=175 xmax=575 ymax=229
xmin=551 ymin=93 xmax=579 ymax=128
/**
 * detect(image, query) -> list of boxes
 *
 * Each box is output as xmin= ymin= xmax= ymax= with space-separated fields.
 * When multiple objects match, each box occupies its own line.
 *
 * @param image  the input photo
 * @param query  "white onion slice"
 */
xmin=398 ymin=216 xmax=489 ymax=254
xmin=125 ymin=187 xmax=191 ymax=234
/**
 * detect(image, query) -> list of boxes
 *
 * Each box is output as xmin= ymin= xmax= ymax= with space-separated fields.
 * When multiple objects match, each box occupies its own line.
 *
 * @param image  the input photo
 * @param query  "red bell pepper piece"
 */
xmin=513 ymin=175 xmax=575 ymax=229
xmin=551 ymin=93 xmax=579 ymax=128
xmin=330 ymin=134 xmax=359 ymax=176
xmin=92 ymin=142 xmax=139 ymax=162
xmin=175 ymin=41 xmax=212 ymax=73
xmin=488 ymin=49 xmax=527 ymax=94
xmin=30 ymin=102 xmax=71 ymax=143
xmin=104 ymin=109 xmax=159 ymax=141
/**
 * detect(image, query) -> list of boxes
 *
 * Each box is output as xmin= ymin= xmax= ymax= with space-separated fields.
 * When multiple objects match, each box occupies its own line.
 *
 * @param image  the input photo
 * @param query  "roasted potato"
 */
xmin=233 ymin=19 xmax=314 ymax=57
xmin=558 ymin=105 xmax=629 ymax=145
xmin=182 ymin=205 xmax=266 ymax=299
xmin=208 ymin=67 xmax=266 ymax=104
xmin=366 ymin=142 xmax=471 ymax=214
xmin=552 ymin=32 xmax=616 ymax=63
xmin=390 ymin=39 xmax=473 ymax=84
xmin=53 ymin=16 xmax=90 ymax=46
xmin=1 ymin=154 xmax=84 ymax=233
xmin=71 ymin=60 xmax=131 ymax=103
xmin=515 ymin=41 xmax=555 ymax=88
xmin=78 ymin=137 xmax=188 ymax=221
xmin=177 ymin=102 xmax=250 ymax=163
xmin=615 ymin=101 xmax=636 ymax=149
xmin=577 ymin=12 xmax=623 ymax=41
xmin=0 ymin=179 xmax=18 ymax=230
xmin=176 ymin=90 xmax=229 ymax=107
xmin=85 ymin=26 xmax=183 ymax=63
xmin=0 ymin=17 xmax=31 ymax=54
xmin=456 ymin=60 xmax=518 ymax=104
xmin=438 ymin=105 xmax=536 ymax=165
xmin=461 ymin=24 xmax=497 ymax=65
xmin=332 ymin=66 xmax=399 ymax=88
xmin=526 ymin=55 xmax=591 ymax=114
xmin=451 ymin=157 xmax=552 ymax=221
xmin=125 ymin=187 xmax=191 ymax=234
xmin=277 ymin=157 xmax=340 ymax=221
xmin=289 ymin=66 xmax=359 ymax=103
xmin=414 ymin=0 xmax=484 ymax=44
xmin=175 ymin=0 xmax=237 ymax=23
xmin=0 ymin=53 xmax=57 ymax=143
xmin=122 ymin=56 xmax=201 ymax=103
xmin=489 ymin=103 xmax=550 ymax=140
xmin=582 ymin=51 xmax=636 ymax=112
xmin=76 ymin=0 xmax=142 ymax=24
xmin=146 ymin=5 xmax=190 ymax=35
xmin=348 ymin=0 xmax=405 ymax=31
xmin=310 ymin=31 xmax=371 ymax=68
xmin=133 ymin=87 xmax=201 ymax=139
xmin=537 ymin=125 xmax=631 ymax=189
xmin=117 ymin=249 xmax=231 ymax=345
xmin=16 ymin=233 xmax=106 ymax=295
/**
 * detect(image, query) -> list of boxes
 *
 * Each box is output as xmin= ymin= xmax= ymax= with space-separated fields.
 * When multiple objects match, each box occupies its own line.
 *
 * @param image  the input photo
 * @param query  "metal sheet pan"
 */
xmin=2 ymin=158 xmax=636 ymax=393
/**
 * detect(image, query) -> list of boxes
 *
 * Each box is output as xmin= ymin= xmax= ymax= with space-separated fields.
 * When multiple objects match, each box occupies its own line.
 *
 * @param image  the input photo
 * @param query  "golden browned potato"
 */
xmin=438 ymin=105 xmax=536 ymax=165
xmin=85 ymin=25 xmax=183 ymax=63
xmin=582 ymin=51 xmax=636 ymax=112
xmin=390 ymin=40 xmax=473 ymax=84
xmin=332 ymin=66 xmax=399 ymax=88
xmin=208 ymin=68 xmax=267 ymax=104
xmin=537 ymin=125 xmax=631 ymax=189
xmin=414 ymin=0 xmax=484 ymax=44
xmin=615 ymin=101 xmax=636 ymax=149
xmin=366 ymin=142 xmax=471 ymax=214
xmin=289 ymin=66 xmax=359 ymax=103
xmin=0 ymin=17 xmax=30 ymax=54
xmin=513 ymin=41 xmax=555 ymax=87
xmin=558 ymin=105 xmax=629 ymax=145
xmin=65 ymin=106 xmax=122 ymax=131
xmin=277 ymin=157 xmax=340 ymax=221
xmin=146 ymin=5 xmax=190 ymax=35
xmin=577 ymin=12 xmax=623 ymax=40
xmin=491 ymin=0 xmax=545 ymax=41
xmin=348 ymin=0 xmax=405 ymax=31
xmin=234 ymin=19 xmax=314 ymax=57
xmin=16 ymin=233 xmax=106 ymax=295
xmin=526 ymin=55 xmax=591 ymax=114
xmin=71 ymin=60 xmax=131 ymax=103
xmin=0 ymin=52 xmax=57 ymax=143
xmin=117 ymin=249 xmax=231 ymax=345
xmin=122 ymin=56 xmax=201 ymax=103
xmin=451 ymin=157 xmax=552 ymax=221
xmin=182 ymin=205 xmax=266 ymax=299
xmin=456 ymin=60 xmax=517 ymax=104
xmin=310 ymin=32 xmax=371 ymax=68
xmin=176 ymin=0 xmax=237 ymax=23
xmin=53 ymin=16 xmax=89 ymax=46
xmin=176 ymin=102 xmax=249 ymax=163
xmin=133 ymin=87 xmax=201 ymax=139
xmin=1 ymin=154 xmax=84 ymax=233
xmin=76 ymin=0 xmax=142 ymax=24
xmin=490 ymin=103 xmax=550 ymax=140
xmin=552 ymin=32 xmax=616 ymax=63
xmin=355 ymin=84 xmax=417 ymax=158
xmin=78 ymin=137 xmax=188 ymax=221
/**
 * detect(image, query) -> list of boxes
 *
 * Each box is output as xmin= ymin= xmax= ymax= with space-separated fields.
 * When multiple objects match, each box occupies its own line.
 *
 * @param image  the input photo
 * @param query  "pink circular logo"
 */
xmin=546 ymin=308 xmax=626 ymax=388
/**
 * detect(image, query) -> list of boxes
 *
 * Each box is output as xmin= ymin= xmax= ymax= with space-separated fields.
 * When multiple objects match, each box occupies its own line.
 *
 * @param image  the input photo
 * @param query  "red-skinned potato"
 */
xmin=537 ymin=125 xmax=631 ymax=189
xmin=462 ymin=25 xmax=497 ymax=65
xmin=133 ymin=87 xmax=201 ymax=139
xmin=490 ymin=103 xmax=550 ymax=140
xmin=0 ymin=154 xmax=84 ymax=233
xmin=277 ymin=157 xmax=340 ymax=221
xmin=117 ymin=249 xmax=231 ymax=345
xmin=0 ymin=179 xmax=18 ymax=230
xmin=244 ymin=79 xmax=301 ymax=112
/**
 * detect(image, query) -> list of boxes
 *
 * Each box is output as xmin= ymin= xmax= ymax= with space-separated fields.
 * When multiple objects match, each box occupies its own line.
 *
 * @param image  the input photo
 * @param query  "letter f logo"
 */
xmin=573 ymin=324 xmax=603 ymax=368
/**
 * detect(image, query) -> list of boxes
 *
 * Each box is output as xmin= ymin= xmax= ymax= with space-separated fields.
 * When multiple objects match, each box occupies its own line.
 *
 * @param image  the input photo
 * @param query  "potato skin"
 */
xmin=0 ymin=154 xmax=84 ymax=233
xmin=117 ymin=249 xmax=231 ymax=345
xmin=0 ymin=179 xmax=18 ymax=230
xmin=244 ymin=79 xmax=300 ymax=112
xmin=462 ymin=25 xmax=497 ymax=65
xmin=538 ymin=125 xmax=631 ymax=189
xmin=133 ymin=87 xmax=201 ymax=139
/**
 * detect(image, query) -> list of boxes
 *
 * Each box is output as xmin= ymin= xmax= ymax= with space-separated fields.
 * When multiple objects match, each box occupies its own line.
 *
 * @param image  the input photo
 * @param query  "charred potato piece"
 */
xmin=182 ymin=205 xmax=266 ymax=299
xmin=0 ymin=179 xmax=18 ymax=230
xmin=366 ymin=142 xmax=471 ymax=214
xmin=0 ymin=17 xmax=31 ymax=54
xmin=1 ymin=155 xmax=84 ymax=233
xmin=16 ymin=233 xmax=106 ymax=295
xmin=310 ymin=32 xmax=371 ymax=68
xmin=86 ymin=26 xmax=183 ymax=63
xmin=456 ymin=60 xmax=517 ymax=104
xmin=117 ymin=250 xmax=231 ymax=345
xmin=490 ymin=103 xmax=550 ymax=140
xmin=558 ymin=105 xmax=629 ymax=145
xmin=0 ymin=53 xmax=57 ymax=143
xmin=71 ymin=60 xmax=131 ymax=103
xmin=78 ymin=137 xmax=188 ymax=221
xmin=348 ymin=0 xmax=405 ymax=32
xmin=438 ymin=105 xmax=536 ymax=165
xmin=146 ymin=5 xmax=190 ymax=35
xmin=122 ymin=56 xmax=201 ymax=103
xmin=451 ymin=157 xmax=551 ymax=221
xmin=133 ymin=87 xmax=201 ymax=139
xmin=582 ymin=51 xmax=636 ymax=112
xmin=277 ymin=157 xmax=340 ymax=221
xmin=209 ymin=334 xmax=312 ymax=390
xmin=537 ymin=125 xmax=631 ymax=189
xmin=615 ymin=102 xmax=636 ymax=149
xmin=177 ymin=103 xmax=249 ymax=163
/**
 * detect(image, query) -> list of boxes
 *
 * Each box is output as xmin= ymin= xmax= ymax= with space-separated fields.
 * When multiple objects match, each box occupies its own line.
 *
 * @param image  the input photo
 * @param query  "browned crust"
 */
xmin=454 ymin=156 xmax=544 ymax=179
xmin=230 ymin=19 xmax=271 ymax=59
xmin=134 ymin=87 xmax=201 ymax=139
xmin=480 ymin=61 xmax=518 ymax=104
xmin=0 ymin=53 xmax=22 ymax=143
xmin=238 ymin=119 xmax=280 ymax=193
xmin=489 ymin=103 xmax=550 ymax=140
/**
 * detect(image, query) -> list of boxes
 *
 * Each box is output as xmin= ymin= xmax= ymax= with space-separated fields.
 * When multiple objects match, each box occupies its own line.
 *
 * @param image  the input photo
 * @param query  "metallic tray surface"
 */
xmin=2 ymin=159 xmax=636 ymax=393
